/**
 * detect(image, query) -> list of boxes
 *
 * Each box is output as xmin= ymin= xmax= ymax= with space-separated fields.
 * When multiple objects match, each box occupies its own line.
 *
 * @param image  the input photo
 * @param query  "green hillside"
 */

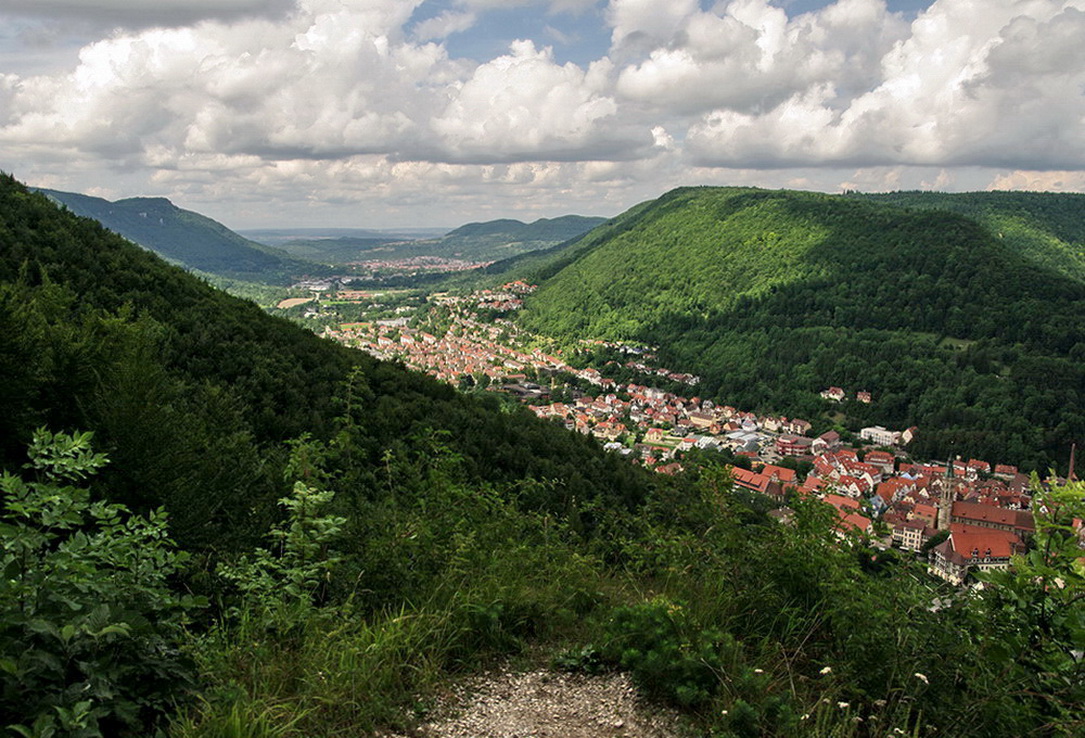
xmin=520 ymin=186 xmax=1085 ymax=470
xmin=38 ymin=188 xmax=324 ymax=282
xmin=851 ymin=190 xmax=1085 ymax=281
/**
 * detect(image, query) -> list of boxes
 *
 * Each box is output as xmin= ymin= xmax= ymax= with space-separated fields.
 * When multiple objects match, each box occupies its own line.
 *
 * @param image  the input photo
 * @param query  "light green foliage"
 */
xmin=178 ymin=432 xmax=613 ymax=737
xmin=968 ymin=481 xmax=1085 ymax=733
xmin=217 ymin=436 xmax=347 ymax=624
xmin=0 ymin=429 xmax=202 ymax=737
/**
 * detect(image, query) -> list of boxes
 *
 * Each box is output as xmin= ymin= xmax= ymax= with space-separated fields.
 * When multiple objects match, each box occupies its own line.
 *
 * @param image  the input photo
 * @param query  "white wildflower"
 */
xmin=819 ymin=666 xmax=833 ymax=675
xmin=838 ymin=701 xmax=850 ymax=709
xmin=914 ymin=672 xmax=929 ymax=685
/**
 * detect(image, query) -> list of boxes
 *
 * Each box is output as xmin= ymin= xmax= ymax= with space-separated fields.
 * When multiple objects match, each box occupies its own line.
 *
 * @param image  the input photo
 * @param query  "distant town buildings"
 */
xmin=320 ymin=283 xmax=1051 ymax=589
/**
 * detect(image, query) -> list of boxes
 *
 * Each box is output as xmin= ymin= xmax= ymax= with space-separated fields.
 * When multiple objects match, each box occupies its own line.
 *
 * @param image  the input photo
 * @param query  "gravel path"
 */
xmin=382 ymin=668 xmax=694 ymax=738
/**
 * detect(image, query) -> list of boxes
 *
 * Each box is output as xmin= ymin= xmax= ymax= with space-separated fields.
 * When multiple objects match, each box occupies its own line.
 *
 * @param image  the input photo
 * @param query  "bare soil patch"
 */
xmin=276 ymin=297 xmax=314 ymax=309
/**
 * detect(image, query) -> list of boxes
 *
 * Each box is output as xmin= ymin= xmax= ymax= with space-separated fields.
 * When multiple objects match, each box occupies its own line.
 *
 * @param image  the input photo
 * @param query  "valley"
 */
xmin=6 ymin=3 xmax=1084 ymax=736
xmin=2 ymin=175 xmax=1082 ymax=738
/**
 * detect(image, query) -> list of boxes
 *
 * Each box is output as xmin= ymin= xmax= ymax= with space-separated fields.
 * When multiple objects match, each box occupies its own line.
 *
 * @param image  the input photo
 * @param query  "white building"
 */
xmin=860 ymin=425 xmax=902 ymax=446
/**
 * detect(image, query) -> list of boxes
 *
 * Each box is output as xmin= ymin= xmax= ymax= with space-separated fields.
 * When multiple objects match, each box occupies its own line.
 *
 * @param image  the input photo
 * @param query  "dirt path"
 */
xmin=382 ymin=668 xmax=695 ymax=738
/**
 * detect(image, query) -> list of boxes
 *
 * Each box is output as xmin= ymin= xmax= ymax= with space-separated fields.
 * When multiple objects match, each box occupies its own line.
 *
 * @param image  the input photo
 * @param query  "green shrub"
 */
xmin=602 ymin=597 xmax=727 ymax=708
xmin=0 ymin=429 xmax=203 ymax=736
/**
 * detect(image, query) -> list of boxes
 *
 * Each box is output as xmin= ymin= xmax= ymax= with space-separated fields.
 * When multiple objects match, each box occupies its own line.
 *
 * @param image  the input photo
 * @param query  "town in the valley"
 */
xmin=292 ymin=280 xmax=1080 ymax=589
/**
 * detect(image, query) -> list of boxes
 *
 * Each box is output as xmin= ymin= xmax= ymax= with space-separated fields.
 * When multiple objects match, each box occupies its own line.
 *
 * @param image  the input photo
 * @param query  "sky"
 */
xmin=0 ymin=0 xmax=1083 ymax=229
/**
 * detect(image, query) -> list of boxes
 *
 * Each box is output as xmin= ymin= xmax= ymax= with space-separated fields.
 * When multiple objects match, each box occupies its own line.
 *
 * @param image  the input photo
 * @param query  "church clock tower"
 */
xmin=937 ymin=460 xmax=956 ymax=530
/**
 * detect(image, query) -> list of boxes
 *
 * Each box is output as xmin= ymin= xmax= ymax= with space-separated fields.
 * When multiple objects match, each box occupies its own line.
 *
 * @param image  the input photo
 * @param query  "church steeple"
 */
xmin=937 ymin=459 xmax=956 ymax=530
xmin=1070 ymin=443 xmax=1078 ymax=482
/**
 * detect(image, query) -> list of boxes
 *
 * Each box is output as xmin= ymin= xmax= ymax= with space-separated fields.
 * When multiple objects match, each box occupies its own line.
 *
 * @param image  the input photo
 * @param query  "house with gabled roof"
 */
xmin=864 ymin=450 xmax=896 ymax=476
xmin=928 ymin=525 xmax=1024 ymax=584
xmin=890 ymin=519 xmax=929 ymax=552
xmin=812 ymin=430 xmax=841 ymax=455
xmin=731 ymin=466 xmax=784 ymax=500
xmin=820 ymin=386 xmax=847 ymax=402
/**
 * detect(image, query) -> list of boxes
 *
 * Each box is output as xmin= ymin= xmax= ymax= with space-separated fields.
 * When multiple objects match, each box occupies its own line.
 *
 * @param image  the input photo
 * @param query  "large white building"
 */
xmin=860 ymin=425 xmax=902 ymax=446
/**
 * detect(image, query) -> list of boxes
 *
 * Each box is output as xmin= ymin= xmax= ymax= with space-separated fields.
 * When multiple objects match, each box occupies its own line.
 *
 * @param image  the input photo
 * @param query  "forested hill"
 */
xmin=0 ymin=174 xmax=649 ymax=549
xmin=519 ymin=186 xmax=1085 ymax=472
xmin=433 ymin=214 xmax=607 ymax=261
xmin=37 ymin=187 xmax=323 ymax=282
xmin=849 ymin=190 xmax=1085 ymax=281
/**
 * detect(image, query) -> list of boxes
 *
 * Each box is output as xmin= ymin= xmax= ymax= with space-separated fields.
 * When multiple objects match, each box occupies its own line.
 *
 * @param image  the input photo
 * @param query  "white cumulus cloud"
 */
xmin=1 ymin=0 xmax=1082 ymax=226
xmin=686 ymin=0 xmax=1085 ymax=169
xmin=430 ymin=40 xmax=651 ymax=162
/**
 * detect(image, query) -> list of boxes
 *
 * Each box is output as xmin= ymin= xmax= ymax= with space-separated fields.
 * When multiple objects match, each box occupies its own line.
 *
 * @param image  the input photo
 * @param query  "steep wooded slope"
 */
xmin=520 ymin=186 xmax=1085 ymax=470
xmin=1 ymin=175 xmax=648 ymax=548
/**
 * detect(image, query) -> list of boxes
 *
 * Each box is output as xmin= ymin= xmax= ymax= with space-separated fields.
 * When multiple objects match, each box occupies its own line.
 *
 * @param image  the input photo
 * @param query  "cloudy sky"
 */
xmin=1 ymin=0 xmax=1082 ymax=228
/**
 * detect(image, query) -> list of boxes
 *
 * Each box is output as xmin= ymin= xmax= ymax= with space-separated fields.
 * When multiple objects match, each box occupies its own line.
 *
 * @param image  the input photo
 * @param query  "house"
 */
xmin=731 ymin=466 xmax=784 ymax=499
xmin=824 ymin=493 xmax=861 ymax=513
xmin=833 ymin=510 xmax=873 ymax=538
xmin=760 ymin=464 xmax=798 ymax=486
xmin=875 ymin=477 xmax=915 ymax=505
xmin=786 ymin=418 xmax=813 ymax=435
xmin=856 ymin=390 xmax=872 ymax=404
xmin=864 ymin=450 xmax=896 ymax=476
xmin=928 ymin=525 xmax=1024 ymax=585
xmin=811 ymin=431 xmax=841 ymax=455
xmin=820 ymin=386 xmax=847 ymax=402
xmin=910 ymin=503 xmax=938 ymax=528
xmin=993 ymin=464 xmax=1019 ymax=480
xmin=688 ymin=411 xmax=715 ymax=429
xmin=891 ymin=519 xmax=929 ymax=552
xmin=951 ymin=502 xmax=1035 ymax=538
xmin=967 ymin=459 xmax=992 ymax=477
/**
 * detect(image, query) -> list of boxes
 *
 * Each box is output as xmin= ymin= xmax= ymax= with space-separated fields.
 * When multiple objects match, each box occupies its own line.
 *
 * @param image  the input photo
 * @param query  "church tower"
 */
xmin=1070 ymin=443 xmax=1078 ymax=482
xmin=937 ymin=459 xmax=956 ymax=530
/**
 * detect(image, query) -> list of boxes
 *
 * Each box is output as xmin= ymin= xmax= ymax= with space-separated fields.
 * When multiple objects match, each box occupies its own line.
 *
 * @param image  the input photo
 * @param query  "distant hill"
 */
xmin=436 ymin=215 xmax=607 ymax=261
xmin=240 ymin=227 xmax=448 ymax=264
xmin=240 ymin=227 xmax=449 ymax=245
xmin=37 ymin=188 xmax=324 ymax=283
xmin=519 ymin=186 xmax=1085 ymax=471
xmin=248 ymin=214 xmax=606 ymax=267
